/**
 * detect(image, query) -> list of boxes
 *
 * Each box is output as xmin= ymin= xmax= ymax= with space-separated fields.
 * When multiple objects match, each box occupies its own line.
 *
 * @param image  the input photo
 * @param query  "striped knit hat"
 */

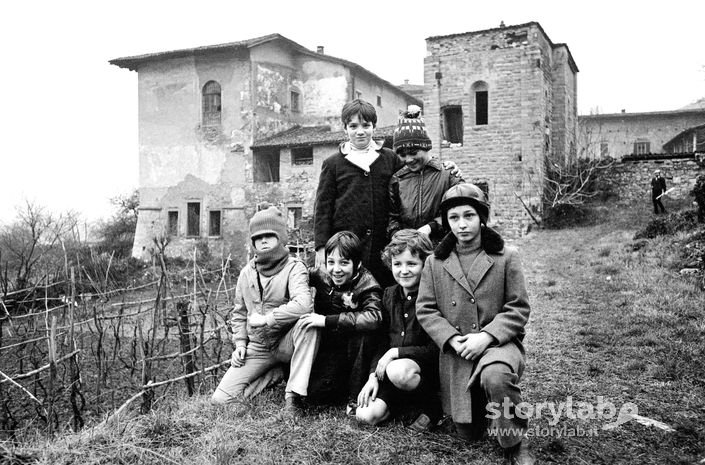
xmin=393 ymin=105 xmax=432 ymax=153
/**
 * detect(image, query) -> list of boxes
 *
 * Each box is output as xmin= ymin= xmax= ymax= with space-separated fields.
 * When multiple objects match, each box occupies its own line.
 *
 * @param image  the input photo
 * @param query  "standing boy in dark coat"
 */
xmin=651 ymin=169 xmax=667 ymax=214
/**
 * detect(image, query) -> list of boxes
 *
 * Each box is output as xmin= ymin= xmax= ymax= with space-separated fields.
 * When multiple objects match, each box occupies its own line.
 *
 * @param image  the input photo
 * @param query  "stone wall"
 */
xmin=600 ymin=155 xmax=705 ymax=207
xmin=423 ymin=23 xmax=576 ymax=237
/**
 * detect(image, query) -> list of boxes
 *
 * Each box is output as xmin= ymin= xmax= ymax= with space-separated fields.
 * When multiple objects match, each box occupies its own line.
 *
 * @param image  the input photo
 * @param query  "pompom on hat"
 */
xmin=393 ymin=105 xmax=432 ymax=153
xmin=249 ymin=205 xmax=288 ymax=245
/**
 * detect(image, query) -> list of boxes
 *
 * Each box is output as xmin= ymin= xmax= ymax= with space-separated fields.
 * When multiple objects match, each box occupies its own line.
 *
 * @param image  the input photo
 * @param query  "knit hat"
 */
xmin=249 ymin=206 xmax=288 ymax=245
xmin=393 ymin=105 xmax=432 ymax=153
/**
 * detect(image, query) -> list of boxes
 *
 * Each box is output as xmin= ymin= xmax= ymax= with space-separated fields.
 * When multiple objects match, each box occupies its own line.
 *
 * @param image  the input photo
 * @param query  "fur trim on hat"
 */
xmin=433 ymin=226 xmax=505 ymax=260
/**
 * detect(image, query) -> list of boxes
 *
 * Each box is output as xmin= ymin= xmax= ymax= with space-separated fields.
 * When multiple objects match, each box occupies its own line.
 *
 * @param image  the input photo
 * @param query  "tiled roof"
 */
xmin=109 ymin=34 xmax=421 ymax=106
xmin=579 ymin=108 xmax=705 ymax=119
xmin=251 ymin=125 xmax=396 ymax=149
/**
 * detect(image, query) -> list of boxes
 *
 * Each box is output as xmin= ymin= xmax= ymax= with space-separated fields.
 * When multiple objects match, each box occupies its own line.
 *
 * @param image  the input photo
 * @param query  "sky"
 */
xmin=0 ymin=0 xmax=703 ymax=224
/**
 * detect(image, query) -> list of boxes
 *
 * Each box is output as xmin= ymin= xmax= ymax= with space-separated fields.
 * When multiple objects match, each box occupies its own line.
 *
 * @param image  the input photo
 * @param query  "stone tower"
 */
xmin=424 ymin=22 xmax=578 ymax=236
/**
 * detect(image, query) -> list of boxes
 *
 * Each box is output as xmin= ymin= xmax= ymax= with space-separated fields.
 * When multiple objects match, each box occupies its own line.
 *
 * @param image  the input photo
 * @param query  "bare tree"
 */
xmin=0 ymin=201 xmax=78 ymax=290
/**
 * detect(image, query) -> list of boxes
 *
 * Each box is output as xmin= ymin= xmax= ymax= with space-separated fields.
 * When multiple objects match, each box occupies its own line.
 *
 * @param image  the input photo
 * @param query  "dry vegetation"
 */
xmin=2 ymin=199 xmax=704 ymax=465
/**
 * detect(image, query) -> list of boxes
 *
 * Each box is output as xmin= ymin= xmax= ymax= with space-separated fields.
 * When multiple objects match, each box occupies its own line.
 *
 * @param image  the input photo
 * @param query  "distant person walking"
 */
xmin=651 ymin=169 xmax=667 ymax=214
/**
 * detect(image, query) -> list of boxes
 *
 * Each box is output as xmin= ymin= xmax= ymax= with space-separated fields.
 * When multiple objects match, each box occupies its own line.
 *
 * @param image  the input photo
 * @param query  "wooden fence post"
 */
xmin=177 ymin=301 xmax=196 ymax=396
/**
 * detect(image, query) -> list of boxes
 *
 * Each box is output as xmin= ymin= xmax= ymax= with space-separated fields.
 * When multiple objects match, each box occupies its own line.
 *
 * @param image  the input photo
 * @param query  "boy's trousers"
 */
xmin=212 ymin=319 xmax=320 ymax=403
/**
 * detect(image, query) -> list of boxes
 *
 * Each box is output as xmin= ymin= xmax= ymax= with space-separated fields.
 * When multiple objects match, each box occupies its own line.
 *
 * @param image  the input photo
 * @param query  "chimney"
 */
xmin=404 ymin=79 xmax=409 ymax=85
xmin=317 ymin=46 xmax=324 ymax=54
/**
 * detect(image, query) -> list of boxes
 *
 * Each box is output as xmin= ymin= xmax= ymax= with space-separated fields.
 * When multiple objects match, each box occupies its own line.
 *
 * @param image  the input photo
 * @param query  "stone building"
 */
xmin=579 ymin=109 xmax=705 ymax=159
xmin=110 ymin=34 xmax=420 ymax=261
xmin=423 ymin=22 xmax=578 ymax=236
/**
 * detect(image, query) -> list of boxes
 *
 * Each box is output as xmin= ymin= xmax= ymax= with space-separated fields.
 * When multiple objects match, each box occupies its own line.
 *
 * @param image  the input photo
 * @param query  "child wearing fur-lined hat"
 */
xmin=416 ymin=184 xmax=535 ymax=465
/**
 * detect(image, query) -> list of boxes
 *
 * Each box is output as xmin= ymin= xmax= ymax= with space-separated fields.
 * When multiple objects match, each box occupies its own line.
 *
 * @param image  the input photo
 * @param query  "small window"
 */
xmin=376 ymin=95 xmax=382 ymax=106
xmin=442 ymin=106 xmax=463 ymax=144
xmin=202 ymin=81 xmax=221 ymax=126
xmin=472 ymin=81 xmax=489 ymax=126
xmin=287 ymin=207 xmax=302 ymax=229
xmin=167 ymin=211 xmax=179 ymax=236
xmin=290 ymin=90 xmax=300 ymax=113
xmin=187 ymin=202 xmax=201 ymax=236
xmin=291 ymin=147 xmax=313 ymax=165
xmin=253 ymin=149 xmax=280 ymax=182
xmin=208 ymin=210 xmax=221 ymax=237
xmin=634 ymin=141 xmax=650 ymax=155
xmin=600 ymin=142 xmax=609 ymax=158
xmin=475 ymin=91 xmax=488 ymax=125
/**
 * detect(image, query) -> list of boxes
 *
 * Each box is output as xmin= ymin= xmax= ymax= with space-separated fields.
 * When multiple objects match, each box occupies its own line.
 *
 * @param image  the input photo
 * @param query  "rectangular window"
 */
xmin=253 ymin=149 xmax=280 ymax=182
xmin=167 ymin=211 xmax=179 ymax=236
xmin=600 ymin=142 xmax=609 ymax=158
xmin=287 ymin=207 xmax=302 ymax=229
xmin=376 ymin=95 xmax=382 ymax=106
xmin=291 ymin=146 xmax=313 ymax=165
xmin=442 ymin=106 xmax=464 ymax=144
xmin=633 ymin=141 xmax=650 ymax=155
xmin=290 ymin=91 xmax=300 ymax=113
xmin=187 ymin=202 xmax=200 ymax=236
xmin=208 ymin=210 xmax=221 ymax=237
xmin=475 ymin=91 xmax=488 ymax=125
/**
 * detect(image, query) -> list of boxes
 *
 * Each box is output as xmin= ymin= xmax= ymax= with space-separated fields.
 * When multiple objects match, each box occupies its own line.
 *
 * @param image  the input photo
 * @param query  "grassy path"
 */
xmin=10 ymin=209 xmax=705 ymax=464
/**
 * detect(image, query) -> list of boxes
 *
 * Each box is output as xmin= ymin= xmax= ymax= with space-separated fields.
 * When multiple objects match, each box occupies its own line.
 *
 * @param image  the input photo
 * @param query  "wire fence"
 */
xmin=0 ymin=250 xmax=237 ymax=439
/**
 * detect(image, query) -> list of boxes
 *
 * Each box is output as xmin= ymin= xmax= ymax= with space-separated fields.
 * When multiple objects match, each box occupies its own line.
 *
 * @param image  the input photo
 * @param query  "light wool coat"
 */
xmin=416 ymin=229 xmax=530 ymax=423
xmin=229 ymin=257 xmax=312 ymax=351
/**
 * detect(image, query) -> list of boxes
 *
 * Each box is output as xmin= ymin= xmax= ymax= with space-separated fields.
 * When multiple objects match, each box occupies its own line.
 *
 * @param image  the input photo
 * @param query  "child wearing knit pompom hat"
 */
xmin=213 ymin=205 xmax=320 ymax=416
xmin=388 ymin=105 xmax=464 ymax=245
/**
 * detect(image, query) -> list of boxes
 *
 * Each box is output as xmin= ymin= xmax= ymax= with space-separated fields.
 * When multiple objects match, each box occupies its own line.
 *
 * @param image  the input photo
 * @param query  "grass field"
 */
xmin=4 ymin=202 xmax=704 ymax=465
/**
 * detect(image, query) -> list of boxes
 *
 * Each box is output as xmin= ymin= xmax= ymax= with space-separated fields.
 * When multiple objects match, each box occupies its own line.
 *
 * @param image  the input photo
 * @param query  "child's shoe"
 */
xmin=409 ymin=412 xmax=433 ymax=432
xmin=345 ymin=401 xmax=358 ymax=417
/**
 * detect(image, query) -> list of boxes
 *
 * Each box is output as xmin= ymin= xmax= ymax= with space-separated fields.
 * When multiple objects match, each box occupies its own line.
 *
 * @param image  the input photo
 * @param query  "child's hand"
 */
xmin=450 ymin=332 xmax=494 ymax=360
xmin=375 ymin=348 xmax=399 ymax=381
xmin=442 ymin=160 xmax=463 ymax=178
xmin=231 ymin=347 xmax=247 ymax=367
xmin=357 ymin=375 xmax=379 ymax=408
xmin=315 ymin=248 xmax=326 ymax=271
xmin=249 ymin=313 xmax=267 ymax=328
xmin=299 ymin=313 xmax=325 ymax=330
xmin=417 ymin=224 xmax=432 ymax=237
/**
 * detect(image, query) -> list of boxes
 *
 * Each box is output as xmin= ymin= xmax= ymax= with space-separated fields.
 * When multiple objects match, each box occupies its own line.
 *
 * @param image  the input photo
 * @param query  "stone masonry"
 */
xmin=423 ymin=22 xmax=578 ymax=237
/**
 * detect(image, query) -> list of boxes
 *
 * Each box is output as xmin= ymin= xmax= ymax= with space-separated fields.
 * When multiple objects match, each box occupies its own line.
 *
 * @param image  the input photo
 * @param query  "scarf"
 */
xmin=341 ymin=140 xmax=382 ymax=172
xmin=254 ymin=244 xmax=290 ymax=277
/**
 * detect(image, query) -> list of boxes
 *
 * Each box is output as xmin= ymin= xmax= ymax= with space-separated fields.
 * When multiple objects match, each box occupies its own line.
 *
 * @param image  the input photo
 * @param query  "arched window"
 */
xmin=202 ymin=81 xmax=221 ymax=126
xmin=472 ymin=81 xmax=489 ymax=126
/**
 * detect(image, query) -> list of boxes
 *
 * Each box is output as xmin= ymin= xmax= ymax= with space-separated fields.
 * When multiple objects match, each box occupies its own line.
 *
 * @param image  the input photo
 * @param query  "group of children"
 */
xmin=212 ymin=100 xmax=534 ymax=465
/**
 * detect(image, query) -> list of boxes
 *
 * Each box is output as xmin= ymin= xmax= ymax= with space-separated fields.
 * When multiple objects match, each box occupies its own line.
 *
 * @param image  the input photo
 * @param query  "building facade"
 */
xmin=110 ymin=34 xmax=420 ymax=261
xmin=423 ymin=22 xmax=578 ymax=237
xmin=579 ymin=109 xmax=705 ymax=159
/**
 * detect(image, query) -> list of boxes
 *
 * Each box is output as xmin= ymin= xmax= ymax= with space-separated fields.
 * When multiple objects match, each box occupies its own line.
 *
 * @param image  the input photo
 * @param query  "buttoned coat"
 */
xmin=416 ymin=228 xmax=530 ymax=423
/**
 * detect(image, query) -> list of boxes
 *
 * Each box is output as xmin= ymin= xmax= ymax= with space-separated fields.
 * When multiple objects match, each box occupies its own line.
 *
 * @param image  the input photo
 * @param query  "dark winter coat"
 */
xmin=651 ymin=176 xmax=667 ymax=198
xmin=309 ymin=267 xmax=383 ymax=332
xmin=416 ymin=228 xmax=530 ymax=423
xmin=313 ymin=144 xmax=403 ymax=286
xmin=307 ymin=267 xmax=384 ymax=402
xmin=370 ymin=285 xmax=438 ymax=372
xmin=388 ymin=158 xmax=463 ymax=242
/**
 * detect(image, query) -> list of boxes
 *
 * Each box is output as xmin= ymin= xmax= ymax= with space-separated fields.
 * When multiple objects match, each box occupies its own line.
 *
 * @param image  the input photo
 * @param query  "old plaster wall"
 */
xmin=423 ymin=24 xmax=571 ymax=237
xmin=132 ymin=51 xmax=251 ymax=261
xmin=579 ymin=111 xmax=705 ymax=159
